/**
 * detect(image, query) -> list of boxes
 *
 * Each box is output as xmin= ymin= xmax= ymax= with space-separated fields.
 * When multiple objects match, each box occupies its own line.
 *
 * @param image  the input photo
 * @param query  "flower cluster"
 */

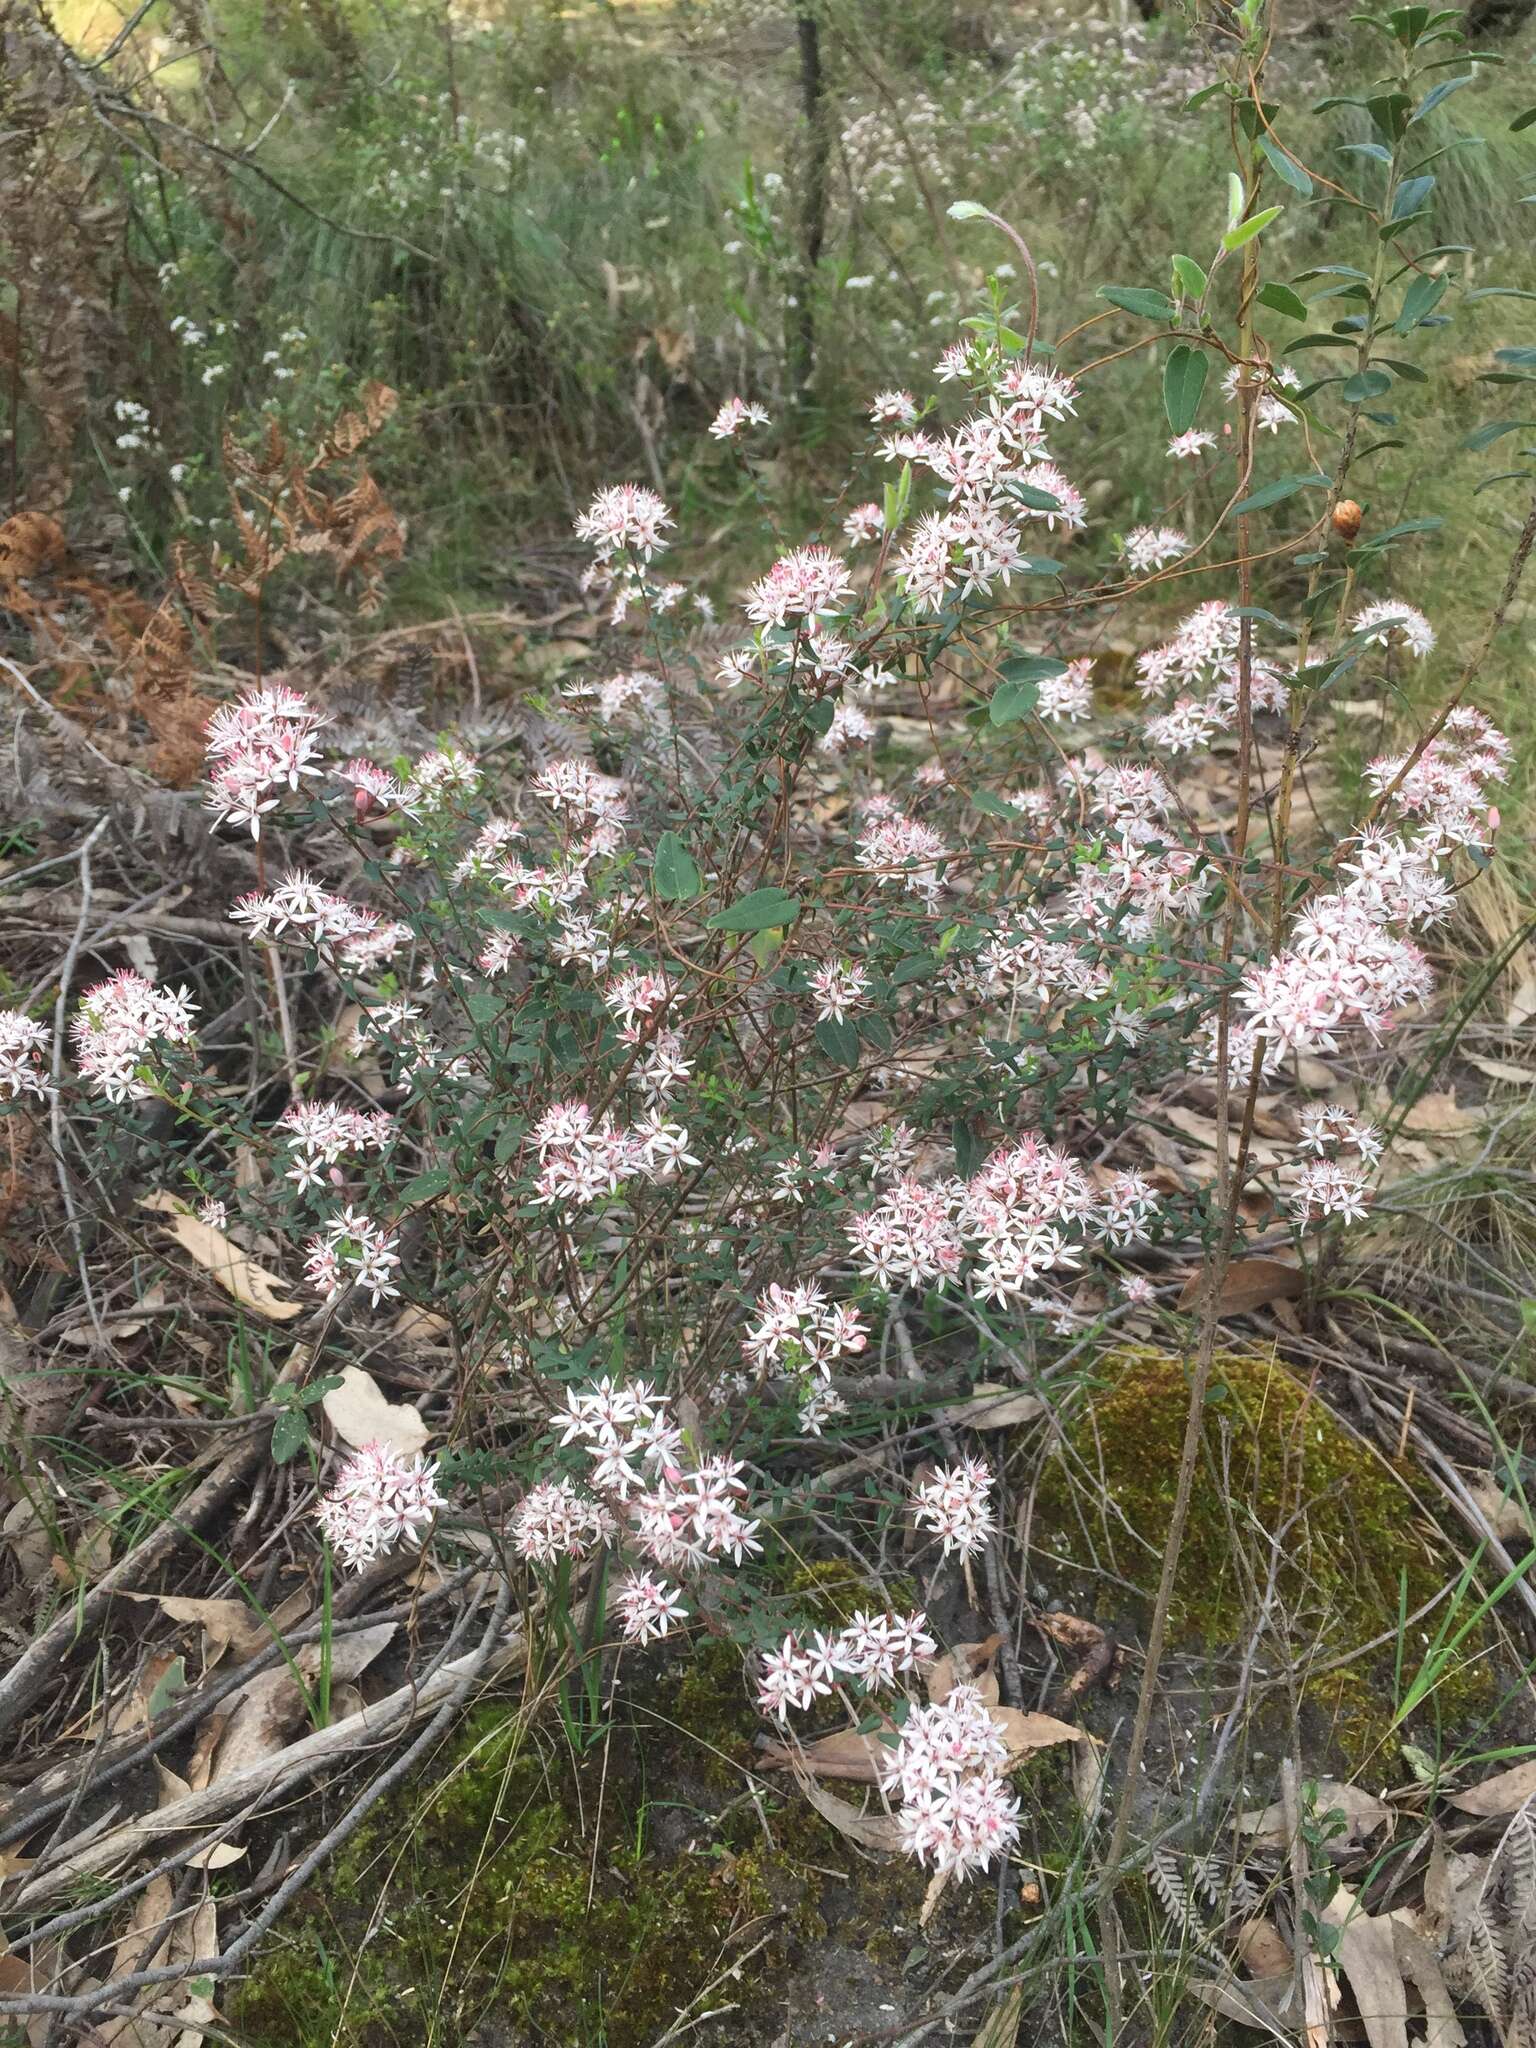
xmin=278 ymin=1101 xmax=396 ymax=1194
xmin=1290 ymin=1104 xmax=1382 ymax=1224
xmin=205 ymin=684 xmax=327 ymax=839
xmin=913 ymin=1458 xmax=995 ymax=1558
xmin=856 ymin=804 xmax=948 ymax=900
xmin=849 ymin=1137 xmax=1157 ymax=1306
xmin=512 ymin=1378 xmax=765 ymax=1646
xmin=302 ymin=1207 xmax=402 ymax=1305
xmin=316 ymin=1441 xmax=445 ymax=1571
xmin=709 ymin=396 xmax=770 ymax=440
xmin=756 ymin=1609 xmax=936 ymax=1717
xmin=883 ymin=1685 xmax=1021 ymax=1879
xmin=530 ymin=1097 xmax=698 ymax=1208
xmin=71 ymin=972 xmax=198 ymax=1103
xmin=742 ymin=1282 xmax=869 ymax=1432
xmin=232 ymin=872 xmax=409 ymax=971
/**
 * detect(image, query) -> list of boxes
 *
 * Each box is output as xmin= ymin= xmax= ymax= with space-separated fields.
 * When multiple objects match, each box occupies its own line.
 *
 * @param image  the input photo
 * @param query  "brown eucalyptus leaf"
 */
xmin=759 ymin=1727 xmax=890 ymax=1783
xmin=211 ymin=1620 xmax=395 ymax=1782
xmin=1322 ymin=1884 xmax=1408 ymax=2048
xmin=1188 ymin=1974 xmax=1298 ymax=2039
xmin=1390 ymin=1913 xmax=1466 ymax=2048
xmin=1450 ymin=1758 xmax=1536 ymax=1817
xmin=1466 ymin=1055 xmax=1536 ymax=1087
xmin=321 ymin=1365 xmax=428 ymax=1454
xmin=1242 ymin=1777 xmax=1390 ymax=1847
xmin=971 ymin=1985 xmax=1024 ymax=2047
xmin=992 ymin=1708 xmax=1083 ymax=1763
xmin=140 ymin=1193 xmax=302 ymax=1320
xmin=1178 ymin=1257 xmax=1305 ymax=1316
xmin=938 ymin=1383 xmax=1044 ymax=1430
xmin=926 ymin=1635 xmax=1002 ymax=1707
xmin=1031 ymin=1611 xmax=1105 ymax=1655
xmin=788 ymin=1757 xmax=903 ymax=1852
xmin=1238 ymin=1918 xmax=1294 ymax=1979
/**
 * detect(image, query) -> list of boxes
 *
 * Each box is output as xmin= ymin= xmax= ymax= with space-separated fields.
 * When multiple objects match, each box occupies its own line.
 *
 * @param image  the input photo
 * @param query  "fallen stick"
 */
xmin=10 ymin=1621 xmax=527 ymax=1910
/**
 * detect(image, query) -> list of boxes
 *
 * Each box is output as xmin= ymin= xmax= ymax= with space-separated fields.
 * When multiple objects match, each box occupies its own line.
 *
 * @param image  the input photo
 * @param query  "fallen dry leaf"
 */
xmin=1449 ymin=1756 xmax=1536 ymax=1817
xmin=1466 ymin=1475 xmax=1530 ymax=1545
xmin=321 ymin=1365 xmax=429 ymax=1454
xmin=1238 ymin=1918 xmax=1294 ymax=1979
xmin=1322 ymin=1883 xmax=1408 ymax=2048
xmin=212 ymin=1620 xmax=396 ymax=1783
xmin=992 ymin=1707 xmax=1083 ymax=1763
xmin=140 ymin=1193 xmax=302 ymax=1320
xmin=926 ymin=1636 xmax=1003 ymax=1707
xmin=937 ymin=1382 xmax=1044 ymax=1430
xmin=759 ymin=1727 xmax=891 ymax=1782
xmin=1162 ymin=1103 xmax=1290 ymax=1167
xmin=1465 ymin=1054 xmax=1536 ymax=1087
xmin=971 ymin=1984 xmax=1024 ymax=2047
xmin=1388 ymin=1090 xmax=1481 ymax=1137
xmin=1189 ymin=1974 xmax=1298 ymax=2040
xmin=1243 ymin=1777 xmax=1390 ymax=1848
xmin=1178 ymin=1256 xmax=1305 ymax=1317
xmin=155 ymin=1762 xmax=246 ymax=1869
xmin=123 ymin=1592 xmax=266 ymax=1667
xmin=1031 ymin=1610 xmax=1105 ymax=1655
xmin=2 ymin=1496 xmax=54 ymax=1587
xmin=787 ymin=1756 xmax=904 ymax=1851
xmin=1389 ymin=1913 xmax=1466 ymax=2048
xmin=1506 ymin=973 xmax=1536 ymax=1031
xmin=391 ymin=1304 xmax=452 ymax=1349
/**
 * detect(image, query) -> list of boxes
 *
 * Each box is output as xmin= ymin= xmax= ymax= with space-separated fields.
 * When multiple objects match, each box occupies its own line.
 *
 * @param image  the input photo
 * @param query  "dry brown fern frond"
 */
xmin=0 ymin=507 xmax=211 ymax=784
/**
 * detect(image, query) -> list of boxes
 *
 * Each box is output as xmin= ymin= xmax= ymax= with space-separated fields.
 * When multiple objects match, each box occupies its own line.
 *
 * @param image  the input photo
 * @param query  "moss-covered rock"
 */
xmin=1032 ymin=1347 xmax=1487 ymax=1753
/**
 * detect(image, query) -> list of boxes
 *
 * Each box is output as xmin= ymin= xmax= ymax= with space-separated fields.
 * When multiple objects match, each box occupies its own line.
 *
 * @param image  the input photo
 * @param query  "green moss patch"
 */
xmin=1033 ymin=1348 xmax=1487 ymax=1752
xmin=228 ymin=1638 xmax=992 ymax=2047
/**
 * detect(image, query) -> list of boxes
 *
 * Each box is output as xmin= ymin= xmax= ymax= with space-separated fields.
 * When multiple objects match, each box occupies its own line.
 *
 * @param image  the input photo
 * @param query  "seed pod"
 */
xmin=1332 ymin=499 xmax=1363 ymax=542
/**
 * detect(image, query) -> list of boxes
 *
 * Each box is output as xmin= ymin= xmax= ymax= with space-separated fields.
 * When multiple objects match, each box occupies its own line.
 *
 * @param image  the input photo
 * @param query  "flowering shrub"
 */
xmin=3 ymin=2 xmax=1523 ymax=1893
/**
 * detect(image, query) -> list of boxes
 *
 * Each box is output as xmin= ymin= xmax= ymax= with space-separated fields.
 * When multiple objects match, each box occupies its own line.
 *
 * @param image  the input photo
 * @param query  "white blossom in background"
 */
xmin=0 ymin=1012 xmax=50 ymax=1100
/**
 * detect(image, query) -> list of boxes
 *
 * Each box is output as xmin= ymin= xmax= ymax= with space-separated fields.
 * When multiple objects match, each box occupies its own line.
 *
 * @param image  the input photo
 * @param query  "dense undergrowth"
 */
xmin=3 ymin=3 xmax=1536 ymax=2045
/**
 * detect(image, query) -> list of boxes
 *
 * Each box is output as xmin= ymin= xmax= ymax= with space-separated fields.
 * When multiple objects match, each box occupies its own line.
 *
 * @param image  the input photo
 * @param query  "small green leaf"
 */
xmin=989 ymin=678 xmax=1039 ymax=725
xmin=1000 ymin=654 xmax=1068 ymax=684
xmin=653 ymin=830 xmax=701 ymax=901
xmin=1171 ymin=254 xmax=1208 ymax=300
xmin=271 ymin=1407 xmax=310 ymax=1465
xmin=1258 ymin=282 xmax=1308 ymax=321
xmin=1342 ymin=367 xmax=1393 ymax=403
xmin=1232 ymin=472 xmax=1330 ymax=515
xmin=1223 ymin=206 xmax=1283 ymax=253
xmin=398 ymin=1167 xmax=452 ymax=1206
xmin=1367 ymin=91 xmax=1414 ymax=141
xmin=146 ymin=1656 xmax=187 ymax=1720
xmin=1394 ymin=272 xmax=1448 ymax=333
xmin=707 ymin=887 xmax=801 ymax=933
xmin=1097 ymin=285 xmax=1176 ymax=321
xmin=1163 ymin=343 xmax=1209 ymax=435
xmin=1009 ymin=483 xmax=1062 ymax=511
xmin=1512 ymin=106 xmax=1536 ymax=133
xmin=947 ymin=199 xmax=990 ymax=221
xmin=1391 ymin=173 xmax=1436 ymax=221
xmin=1465 ymin=419 xmax=1536 ymax=452
xmin=1412 ymin=73 xmax=1473 ymax=120
xmin=1258 ymin=136 xmax=1313 ymax=195
xmin=815 ymin=1017 xmax=862 ymax=1067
